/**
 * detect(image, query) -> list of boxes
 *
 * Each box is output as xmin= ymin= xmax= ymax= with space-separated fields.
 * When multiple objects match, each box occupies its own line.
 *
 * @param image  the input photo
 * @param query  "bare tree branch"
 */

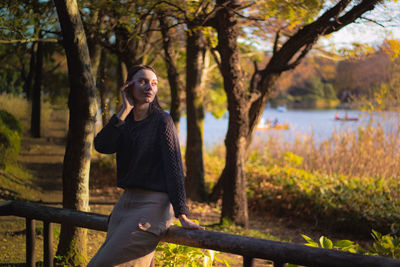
xmin=138 ymin=1 xmax=176 ymax=22
xmin=210 ymin=47 xmax=222 ymax=72
xmin=268 ymin=42 xmax=314 ymax=73
xmin=358 ymin=16 xmax=386 ymax=28
xmin=0 ymin=38 xmax=59 ymax=44
xmin=249 ymin=61 xmax=262 ymax=99
xmin=157 ymin=0 xmax=188 ymax=21
xmin=273 ymin=28 xmax=281 ymax=55
xmin=324 ymin=0 xmax=380 ymax=35
xmin=233 ymin=10 xmax=264 ymax=21
xmin=236 ymin=2 xmax=256 ymax=11
xmin=194 ymin=0 xmax=209 ymax=18
xmin=283 ymin=43 xmax=314 ymax=70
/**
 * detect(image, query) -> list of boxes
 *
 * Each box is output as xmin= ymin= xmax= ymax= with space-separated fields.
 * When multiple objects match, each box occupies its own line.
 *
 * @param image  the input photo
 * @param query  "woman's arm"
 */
xmin=93 ymin=115 xmax=124 ymax=154
xmin=160 ymin=114 xmax=203 ymax=230
xmin=160 ymin=114 xmax=190 ymax=216
xmin=94 ymin=81 xmax=134 ymax=154
xmin=161 ymin=116 xmax=204 ymax=230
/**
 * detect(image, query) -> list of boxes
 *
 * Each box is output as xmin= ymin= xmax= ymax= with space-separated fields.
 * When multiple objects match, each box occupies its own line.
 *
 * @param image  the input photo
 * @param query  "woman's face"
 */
xmin=128 ymin=69 xmax=158 ymax=105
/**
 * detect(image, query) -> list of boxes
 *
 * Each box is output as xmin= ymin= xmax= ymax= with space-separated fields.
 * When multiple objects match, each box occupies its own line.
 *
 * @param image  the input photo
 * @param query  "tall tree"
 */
xmin=156 ymin=1 xmax=220 ymax=201
xmin=98 ymin=49 xmax=110 ymax=127
xmin=80 ymin=0 xmax=162 ymax=114
xmin=211 ymin=0 xmax=383 ymax=226
xmin=30 ymin=33 xmax=43 ymax=138
xmin=185 ymin=26 xmax=208 ymax=201
xmin=0 ymin=0 xmax=59 ymax=135
xmin=158 ymin=11 xmax=185 ymax=130
xmin=212 ymin=0 xmax=249 ymax=226
xmin=53 ymin=0 xmax=97 ymax=265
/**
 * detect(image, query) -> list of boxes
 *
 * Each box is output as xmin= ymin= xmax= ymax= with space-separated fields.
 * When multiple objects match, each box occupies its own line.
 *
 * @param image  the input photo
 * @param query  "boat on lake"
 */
xmin=257 ymin=118 xmax=290 ymax=130
xmin=334 ymin=113 xmax=359 ymax=121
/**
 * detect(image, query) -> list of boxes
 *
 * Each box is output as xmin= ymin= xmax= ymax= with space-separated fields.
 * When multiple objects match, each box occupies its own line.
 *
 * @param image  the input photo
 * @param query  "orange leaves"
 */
xmin=383 ymin=39 xmax=400 ymax=61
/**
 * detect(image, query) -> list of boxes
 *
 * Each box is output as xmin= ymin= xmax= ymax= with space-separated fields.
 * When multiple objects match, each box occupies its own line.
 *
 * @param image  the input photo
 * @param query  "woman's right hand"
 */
xmin=179 ymin=214 xmax=204 ymax=230
xmin=117 ymin=81 xmax=135 ymax=120
xmin=121 ymin=81 xmax=135 ymax=111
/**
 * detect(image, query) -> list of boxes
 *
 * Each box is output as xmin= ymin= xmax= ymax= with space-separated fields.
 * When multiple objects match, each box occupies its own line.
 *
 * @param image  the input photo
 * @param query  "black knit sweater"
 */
xmin=93 ymin=108 xmax=189 ymax=217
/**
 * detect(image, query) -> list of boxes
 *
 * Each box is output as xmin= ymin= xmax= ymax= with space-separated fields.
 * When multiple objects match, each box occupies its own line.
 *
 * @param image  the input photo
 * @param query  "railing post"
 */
xmin=26 ymin=218 xmax=36 ymax=267
xmin=243 ymin=256 xmax=254 ymax=267
xmin=44 ymin=221 xmax=54 ymax=267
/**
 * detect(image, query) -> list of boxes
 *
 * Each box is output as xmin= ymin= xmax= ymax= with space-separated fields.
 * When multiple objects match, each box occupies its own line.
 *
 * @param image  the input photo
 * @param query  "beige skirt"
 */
xmin=88 ymin=188 xmax=173 ymax=267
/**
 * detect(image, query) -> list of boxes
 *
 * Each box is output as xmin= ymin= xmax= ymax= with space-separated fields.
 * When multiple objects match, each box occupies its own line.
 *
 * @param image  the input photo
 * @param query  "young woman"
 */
xmin=88 ymin=65 xmax=202 ymax=266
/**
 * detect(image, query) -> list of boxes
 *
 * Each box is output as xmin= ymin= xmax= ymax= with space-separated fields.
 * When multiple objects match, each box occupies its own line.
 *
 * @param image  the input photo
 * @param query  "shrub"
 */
xmin=0 ymin=124 xmax=21 ymax=168
xmin=301 ymin=230 xmax=400 ymax=260
xmin=155 ymin=221 xmax=229 ymax=267
xmin=370 ymin=230 xmax=400 ymax=259
xmin=0 ymin=109 xmax=23 ymax=135
xmin=89 ymin=155 xmax=117 ymax=188
xmin=0 ymin=93 xmax=29 ymax=122
xmin=246 ymin=160 xmax=400 ymax=235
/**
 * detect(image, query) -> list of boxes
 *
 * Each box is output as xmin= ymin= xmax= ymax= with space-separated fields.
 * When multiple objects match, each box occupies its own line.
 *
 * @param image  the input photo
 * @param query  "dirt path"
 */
xmin=17 ymin=109 xmax=120 ymax=205
xmin=18 ymin=136 xmax=65 ymax=203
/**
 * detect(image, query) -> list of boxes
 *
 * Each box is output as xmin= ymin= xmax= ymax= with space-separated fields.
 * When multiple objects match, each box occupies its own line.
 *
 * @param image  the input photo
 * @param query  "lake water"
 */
xmin=178 ymin=109 xmax=399 ymax=148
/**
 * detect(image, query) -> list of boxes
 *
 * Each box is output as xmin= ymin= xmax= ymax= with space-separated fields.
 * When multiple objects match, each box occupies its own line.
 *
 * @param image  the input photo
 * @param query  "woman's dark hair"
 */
xmin=126 ymin=64 xmax=162 ymax=112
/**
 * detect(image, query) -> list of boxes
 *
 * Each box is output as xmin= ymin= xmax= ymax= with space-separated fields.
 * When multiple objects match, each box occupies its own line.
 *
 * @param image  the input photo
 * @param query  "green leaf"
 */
xmin=320 ymin=236 xmax=333 ymax=249
xmin=301 ymin=234 xmax=314 ymax=243
xmin=334 ymin=240 xmax=354 ymax=248
xmin=372 ymin=230 xmax=382 ymax=241
xmin=302 ymin=235 xmax=319 ymax=247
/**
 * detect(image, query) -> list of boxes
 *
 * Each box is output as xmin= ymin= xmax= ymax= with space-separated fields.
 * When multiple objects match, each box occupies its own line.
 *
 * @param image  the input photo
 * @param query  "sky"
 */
xmin=321 ymin=1 xmax=400 ymax=50
xmin=244 ymin=1 xmax=400 ymax=53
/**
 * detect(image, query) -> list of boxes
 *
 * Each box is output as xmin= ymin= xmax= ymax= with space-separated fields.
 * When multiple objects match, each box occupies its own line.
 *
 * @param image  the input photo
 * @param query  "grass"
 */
xmin=0 ymin=162 xmax=45 ymax=263
xmin=0 ymin=163 xmax=43 ymax=201
xmin=0 ymin=94 xmax=30 ymax=123
xmin=0 ymin=93 xmax=57 ymax=137
xmin=249 ymin=113 xmax=400 ymax=180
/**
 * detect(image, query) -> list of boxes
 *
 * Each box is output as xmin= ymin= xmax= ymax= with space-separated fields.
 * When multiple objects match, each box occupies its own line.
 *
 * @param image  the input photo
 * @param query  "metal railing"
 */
xmin=1 ymin=201 xmax=400 ymax=267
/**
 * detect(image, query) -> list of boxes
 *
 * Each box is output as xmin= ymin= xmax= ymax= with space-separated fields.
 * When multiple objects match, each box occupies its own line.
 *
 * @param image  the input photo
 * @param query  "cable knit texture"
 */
xmin=94 ymin=108 xmax=189 ymax=217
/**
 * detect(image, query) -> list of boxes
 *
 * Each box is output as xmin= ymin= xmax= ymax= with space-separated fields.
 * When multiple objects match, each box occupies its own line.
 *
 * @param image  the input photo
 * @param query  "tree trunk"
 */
xmin=158 ymin=12 xmax=184 ymax=131
xmin=87 ymin=10 xmax=105 ymax=82
xmin=30 ymin=37 xmax=43 ymax=138
xmin=88 ymin=40 xmax=102 ymax=82
xmin=221 ymin=111 xmax=249 ymax=227
xmin=115 ymin=26 xmax=145 ymax=70
xmin=215 ymin=0 xmax=249 ymax=226
xmin=24 ymin=42 xmax=37 ymax=100
xmin=98 ymin=49 xmax=109 ymax=127
xmin=113 ymin=55 xmax=127 ymax=111
xmin=185 ymin=27 xmax=207 ymax=202
xmin=246 ymin=75 xmax=280 ymax=147
xmin=54 ymin=0 xmax=97 ymax=265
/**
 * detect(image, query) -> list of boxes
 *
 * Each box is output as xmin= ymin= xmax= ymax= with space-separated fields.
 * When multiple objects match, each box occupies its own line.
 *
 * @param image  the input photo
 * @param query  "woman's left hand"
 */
xmin=179 ymin=214 xmax=204 ymax=230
